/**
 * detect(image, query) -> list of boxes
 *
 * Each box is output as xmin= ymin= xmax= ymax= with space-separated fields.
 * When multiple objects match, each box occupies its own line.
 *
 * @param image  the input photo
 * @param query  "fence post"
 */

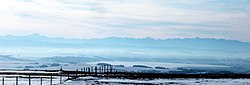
xmin=2 ymin=77 xmax=4 ymax=85
xmin=88 ymin=67 xmax=90 ymax=75
xmin=76 ymin=69 xmax=78 ymax=77
xmin=50 ymin=75 xmax=52 ymax=85
xmin=28 ymin=75 xmax=31 ymax=85
xmin=40 ymin=77 xmax=42 ymax=85
xmin=16 ymin=77 xmax=18 ymax=85
xmin=60 ymin=75 xmax=62 ymax=84
xmin=95 ymin=67 xmax=97 ymax=76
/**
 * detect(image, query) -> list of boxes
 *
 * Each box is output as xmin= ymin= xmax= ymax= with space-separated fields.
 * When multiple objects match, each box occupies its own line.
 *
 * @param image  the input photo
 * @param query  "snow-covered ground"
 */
xmin=0 ymin=61 xmax=249 ymax=85
xmin=0 ymin=76 xmax=67 ymax=85
xmin=0 ymin=71 xmax=60 ymax=74
xmin=0 ymin=75 xmax=249 ymax=85
xmin=59 ymin=77 xmax=250 ymax=85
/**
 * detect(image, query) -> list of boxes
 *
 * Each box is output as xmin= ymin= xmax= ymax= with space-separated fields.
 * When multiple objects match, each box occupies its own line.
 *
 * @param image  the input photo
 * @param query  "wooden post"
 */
xmin=29 ymin=75 xmax=31 ymax=85
xmin=16 ymin=77 xmax=18 ymax=85
xmin=2 ymin=77 xmax=4 ymax=85
xmin=68 ymin=73 xmax=69 ymax=79
xmin=59 ymin=75 xmax=62 ymax=83
xmin=76 ymin=69 xmax=78 ymax=76
xmin=50 ymin=76 xmax=52 ymax=85
xmin=88 ymin=67 xmax=90 ymax=75
xmin=40 ymin=77 xmax=42 ymax=85
xmin=95 ymin=67 xmax=97 ymax=76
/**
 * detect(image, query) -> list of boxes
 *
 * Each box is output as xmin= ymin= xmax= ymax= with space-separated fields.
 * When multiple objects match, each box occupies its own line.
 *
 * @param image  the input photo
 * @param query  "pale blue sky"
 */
xmin=0 ymin=0 xmax=249 ymax=42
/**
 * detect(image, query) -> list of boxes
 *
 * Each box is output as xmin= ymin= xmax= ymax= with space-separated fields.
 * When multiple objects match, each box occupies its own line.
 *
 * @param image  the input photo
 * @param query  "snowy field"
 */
xmin=0 ymin=61 xmax=249 ymax=85
xmin=0 ymin=76 xmax=67 ymax=85
xmin=60 ymin=77 xmax=250 ymax=85
xmin=1 ymin=76 xmax=249 ymax=85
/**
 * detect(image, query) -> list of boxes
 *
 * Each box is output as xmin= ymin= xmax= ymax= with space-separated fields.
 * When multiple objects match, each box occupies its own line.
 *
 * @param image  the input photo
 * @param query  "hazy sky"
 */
xmin=0 ymin=0 xmax=250 ymax=42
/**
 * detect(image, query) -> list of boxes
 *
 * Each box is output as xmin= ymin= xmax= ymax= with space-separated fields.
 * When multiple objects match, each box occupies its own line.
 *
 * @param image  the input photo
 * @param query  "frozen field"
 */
xmin=0 ymin=76 xmax=67 ymax=85
xmin=1 ymin=76 xmax=249 ymax=85
xmin=60 ymin=77 xmax=250 ymax=85
xmin=0 ymin=61 xmax=249 ymax=85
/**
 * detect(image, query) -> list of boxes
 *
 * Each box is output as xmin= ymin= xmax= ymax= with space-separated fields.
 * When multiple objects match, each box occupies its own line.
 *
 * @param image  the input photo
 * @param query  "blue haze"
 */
xmin=0 ymin=34 xmax=250 ymax=71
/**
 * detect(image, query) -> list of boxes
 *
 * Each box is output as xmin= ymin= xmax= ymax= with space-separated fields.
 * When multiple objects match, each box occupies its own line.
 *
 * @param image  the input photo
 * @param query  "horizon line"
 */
xmin=0 ymin=33 xmax=248 ymax=43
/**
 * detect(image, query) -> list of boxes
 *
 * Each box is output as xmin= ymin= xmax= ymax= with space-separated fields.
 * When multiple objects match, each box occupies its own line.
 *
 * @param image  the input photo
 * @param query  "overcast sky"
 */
xmin=0 ymin=0 xmax=249 ymax=42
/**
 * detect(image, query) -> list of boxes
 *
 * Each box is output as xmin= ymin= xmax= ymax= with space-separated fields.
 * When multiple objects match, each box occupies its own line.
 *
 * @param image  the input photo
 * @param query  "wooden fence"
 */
xmin=0 ymin=65 xmax=250 ymax=85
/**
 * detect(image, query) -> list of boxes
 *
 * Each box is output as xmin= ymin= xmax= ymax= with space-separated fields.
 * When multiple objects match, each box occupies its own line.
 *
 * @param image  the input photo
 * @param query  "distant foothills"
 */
xmin=0 ymin=34 xmax=250 ymax=72
xmin=0 ymin=34 xmax=249 ymax=48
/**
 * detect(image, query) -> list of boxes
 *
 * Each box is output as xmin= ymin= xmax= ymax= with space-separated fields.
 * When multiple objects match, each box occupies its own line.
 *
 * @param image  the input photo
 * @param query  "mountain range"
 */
xmin=1 ymin=34 xmax=250 ymax=50
xmin=0 ymin=34 xmax=250 ymax=71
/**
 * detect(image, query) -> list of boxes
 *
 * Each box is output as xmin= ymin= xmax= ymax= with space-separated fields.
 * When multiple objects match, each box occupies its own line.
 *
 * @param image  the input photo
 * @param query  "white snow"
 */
xmin=0 ymin=75 xmax=249 ymax=85
xmin=59 ymin=77 xmax=250 ymax=85
xmin=0 ymin=71 xmax=60 ymax=74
